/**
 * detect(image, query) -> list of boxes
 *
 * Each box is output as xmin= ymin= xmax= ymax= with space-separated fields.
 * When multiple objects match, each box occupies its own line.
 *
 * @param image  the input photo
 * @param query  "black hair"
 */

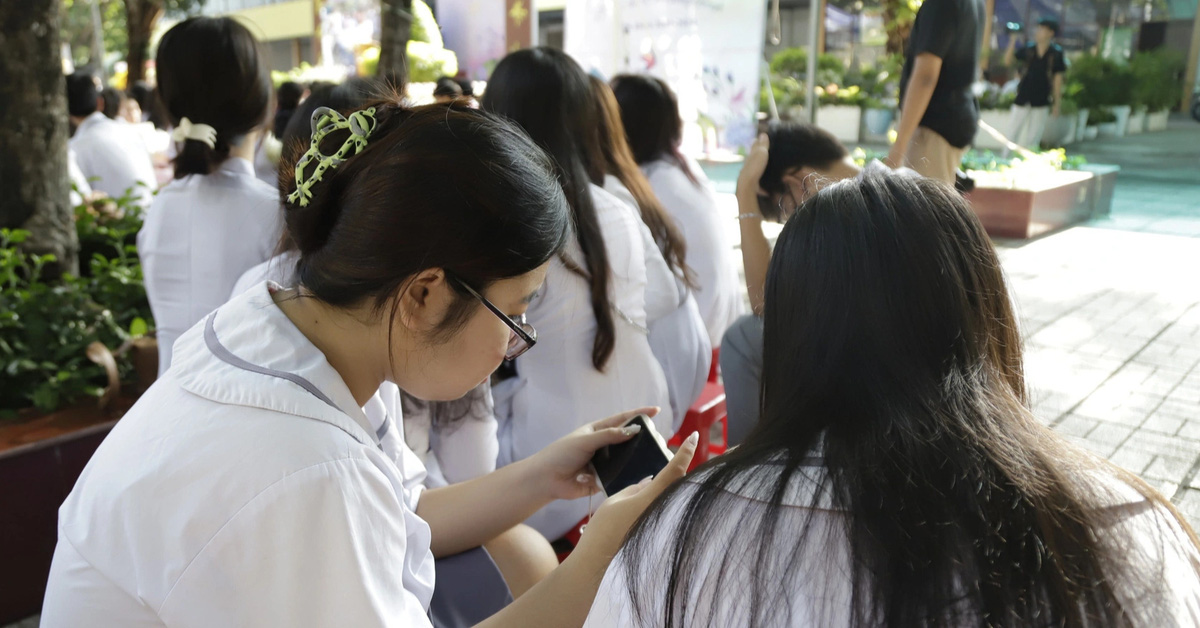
xmin=483 ymin=47 xmax=619 ymax=370
xmin=65 ymin=72 xmax=100 ymax=118
xmin=1038 ymin=17 xmax=1061 ymax=35
xmin=434 ymin=76 xmax=463 ymax=98
xmin=155 ymin=17 xmax=272 ymax=178
xmin=274 ymin=81 xmax=305 ymax=138
xmin=610 ymin=74 xmax=698 ymax=185
xmin=100 ymin=86 xmax=123 ymax=120
xmin=621 ymin=168 xmax=1199 ymax=627
xmin=455 ymin=77 xmax=474 ymax=97
xmin=279 ymin=102 xmax=570 ymax=345
xmin=758 ymin=122 xmax=849 ymax=221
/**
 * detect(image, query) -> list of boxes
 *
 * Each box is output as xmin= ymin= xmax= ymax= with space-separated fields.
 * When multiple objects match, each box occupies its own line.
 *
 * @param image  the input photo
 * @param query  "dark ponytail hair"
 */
xmin=156 ymin=17 xmax=272 ymax=178
xmin=588 ymin=75 xmax=694 ymax=289
xmin=621 ymin=168 xmax=1200 ymax=627
xmin=483 ymin=47 xmax=617 ymax=370
xmin=279 ymin=101 xmax=570 ymax=340
xmin=610 ymin=74 xmax=698 ymax=185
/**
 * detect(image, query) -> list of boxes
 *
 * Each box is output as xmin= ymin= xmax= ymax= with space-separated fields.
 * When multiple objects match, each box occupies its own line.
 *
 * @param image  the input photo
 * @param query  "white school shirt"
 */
xmin=70 ymin=112 xmax=157 ymax=208
xmin=603 ymin=175 xmax=711 ymax=422
xmin=68 ymin=148 xmax=92 ymax=207
xmin=493 ymin=184 xmax=674 ymax=540
xmin=138 ymin=156 xmax=282 ymax=374
xmin=642 ymin=157 xmax=745 ymax=347
xmin=41 ymin=283 xmax=435 ymax=628
xmin=585 ymin=462 xmax=1200 ymax=626
xmin=230 ymin=251 xmax=498 ymax=488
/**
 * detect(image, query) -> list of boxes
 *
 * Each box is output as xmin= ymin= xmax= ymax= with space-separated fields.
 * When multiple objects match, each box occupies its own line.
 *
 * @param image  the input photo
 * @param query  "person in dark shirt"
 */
xmin=888 ymin=0 xmax=984 ymax=184
xmin=1004 ymin=18 xmax=1068 ymax=150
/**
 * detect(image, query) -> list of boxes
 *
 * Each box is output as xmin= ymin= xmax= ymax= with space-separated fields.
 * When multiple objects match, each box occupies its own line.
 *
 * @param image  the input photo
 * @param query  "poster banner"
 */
xmin=566 ymin=0 xmax=766 ymax=151
xmin=440 ymin=0 xmax=508 ymax=79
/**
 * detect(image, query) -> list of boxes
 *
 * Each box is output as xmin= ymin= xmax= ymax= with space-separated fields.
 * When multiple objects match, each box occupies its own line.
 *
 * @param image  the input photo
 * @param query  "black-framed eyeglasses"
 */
xmin=448 ymin=274 xmax=537 ymax=360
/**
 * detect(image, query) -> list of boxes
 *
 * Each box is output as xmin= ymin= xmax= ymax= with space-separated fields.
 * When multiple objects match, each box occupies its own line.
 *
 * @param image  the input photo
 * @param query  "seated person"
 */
xmin=723 ymin=123 xmax=860 ymax=445
xmin=66 ymin=72 xmax=157 ymax=208
xmin=586 ymin=167 xmax=1200 ymax=626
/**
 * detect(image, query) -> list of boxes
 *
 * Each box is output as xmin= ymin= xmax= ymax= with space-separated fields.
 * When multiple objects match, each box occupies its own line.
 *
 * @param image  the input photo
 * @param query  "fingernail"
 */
xmin=685 ymin=431 xmax=699 ymax=447
xmin=622 ymin=424 xmax=642 ymax=436
xmin=576 ymin=473 xmax=593 ymax=484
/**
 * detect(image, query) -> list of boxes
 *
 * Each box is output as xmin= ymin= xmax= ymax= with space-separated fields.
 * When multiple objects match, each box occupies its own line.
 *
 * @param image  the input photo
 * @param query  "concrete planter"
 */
xmin=1074 ymin=109 xmax=1091 ymax=143
xmin=1147 ymin=109 xmax=1170 ymax=132
xmin=1096 ymin=122 xmax=1119 ymax=138
xmin=1084 ymin=125 xmax=1100 ymax=141
xmin=975 ymin=109 xmax=1011 ymax=151
xmin=1111 ymin=105 xmax=1133 ymax=136
xmin=966 ymin=166 xmax=1119 ymax=239
xmin=817 ymin=105 xmax=862 ymax=144
xmin=1127 ymin=109 xmax=1147 ymax=135
xmin=1042 ymin=114 xmax=1076 ymax=146
xmin=863 ymin=108 xmax=895 ymax=135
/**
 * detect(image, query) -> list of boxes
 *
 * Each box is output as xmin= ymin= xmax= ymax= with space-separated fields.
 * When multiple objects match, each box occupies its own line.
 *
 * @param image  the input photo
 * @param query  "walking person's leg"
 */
xmin=907 ymin=126 xmax=960 ymax=185
xmin=1025 ymin=106 xmax=1050 ymax=150
xmin=1007 ymin=104 xmax=1032 ymax=157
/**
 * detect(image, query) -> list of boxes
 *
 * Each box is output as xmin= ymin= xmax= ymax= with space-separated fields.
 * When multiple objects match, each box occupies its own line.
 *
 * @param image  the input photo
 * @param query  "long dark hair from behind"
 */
xmin=156 ymin=17 xmax=272 ymax=178
xmin=610 ymin=74 xmax=698 ymax=185
xmin=483 ymin=47 xmax=617 ymax=370
xmin=621 ymin=168 xmax=1200 ymax=627
xmin=588 ymin=75 xmax=694 ymax=290
xmin=279 ymin=101 xmax=570 ymax=346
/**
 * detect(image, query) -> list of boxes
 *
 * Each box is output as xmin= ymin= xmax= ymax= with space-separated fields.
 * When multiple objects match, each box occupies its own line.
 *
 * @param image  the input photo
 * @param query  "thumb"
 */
xmin=642 ymin=431 xmax=698 ymax=499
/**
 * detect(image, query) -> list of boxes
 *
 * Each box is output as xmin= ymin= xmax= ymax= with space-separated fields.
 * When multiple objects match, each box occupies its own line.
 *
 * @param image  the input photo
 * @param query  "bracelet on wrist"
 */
xmin=737 ymin=212 xmax=763 ymax=221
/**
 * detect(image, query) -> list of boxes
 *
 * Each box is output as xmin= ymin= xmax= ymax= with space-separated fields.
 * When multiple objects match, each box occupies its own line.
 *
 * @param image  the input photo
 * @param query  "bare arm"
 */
xmin=1052 ymin=72 xmax=1064 ymax=116
xmin=887 ymin=53 xmax=944 ymax=169
xmin=735 ymin=134 xmax=772 ymax=315
xmin=1004 ymin=37 xmax=1018 ymax=68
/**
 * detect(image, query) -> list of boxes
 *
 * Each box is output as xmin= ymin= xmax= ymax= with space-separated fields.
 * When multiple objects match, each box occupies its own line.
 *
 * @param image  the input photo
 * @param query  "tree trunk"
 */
xmin=0 ymin=0 xmax=78 ymax=276
xmin=377 ymin=0 xmax=414 ymax=88
xmin=883 ymin=0 xmax=914 ymax=55
xmin=124 ymin=0 xmax=163 ymax=85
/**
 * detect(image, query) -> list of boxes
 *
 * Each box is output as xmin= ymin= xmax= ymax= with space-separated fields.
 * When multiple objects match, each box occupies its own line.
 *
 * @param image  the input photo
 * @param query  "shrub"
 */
xmin=1130 ymin=49 xmax=1185 ymax=111
xmin=1069 ymin=54 xmax=1134 ymax=109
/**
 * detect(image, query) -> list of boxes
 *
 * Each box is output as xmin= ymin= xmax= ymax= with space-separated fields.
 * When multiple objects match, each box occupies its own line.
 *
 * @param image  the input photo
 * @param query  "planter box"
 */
xmin=1111 ymin=105 xmax=1133 ymax=136
xmin=1127 ymin=109 xmax=1147 ymax=135
xmin=975 ymin=109 xmax=1011 ymax=151
xmin=966 ymin=166 xmax=1120 ymax=239
xmin=817 ymin=105 xmax=862 ymax=144
xmin=0 ymin=401 xmax=133 ymax=622
xmin=1074 ymin=110 xmax=1091 ymax=143
xmin=1147 ymin=109 xmax=1170 ymax=131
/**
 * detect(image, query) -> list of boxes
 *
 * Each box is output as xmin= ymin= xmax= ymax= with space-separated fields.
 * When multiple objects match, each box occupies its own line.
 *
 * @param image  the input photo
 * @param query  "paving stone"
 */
xmin=1172 ymin=489 xmax=1200 ymax=523
xmin=1143 ymin=455 xmax=1199 ymax=484
xmin=1141 ymin=413 xmax=1185 ymax=435
xmin=1107 ymin=447 xmax=1155 ymax=474
xmin=1053 ymin=414 xmax=1100 ymax=438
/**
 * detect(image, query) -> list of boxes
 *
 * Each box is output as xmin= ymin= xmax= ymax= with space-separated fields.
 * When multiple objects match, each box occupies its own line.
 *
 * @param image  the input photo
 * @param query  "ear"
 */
xmin=781 ymin=168 xmax=814 ymax=201
xmin=395 ymin=268 xmax=453 ymax=334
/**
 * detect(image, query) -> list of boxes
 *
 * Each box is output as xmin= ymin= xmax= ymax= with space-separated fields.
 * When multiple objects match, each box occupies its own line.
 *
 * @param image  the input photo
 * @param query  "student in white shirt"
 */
xmin=137 ymin=18 xmax=282 ymax=374
xmin=591 ymin=75 xmax=711 ymax=424
xmin=585 ymin=169 xmax=1200 ymax=627
xmin=66 ymin=72 xmax=156 ymax=207
xmin=43 ymin=101 xmax=698 ymax=628
xmin=610 ymin=74 xmax=744 ymax=348
xmin=483 ymin=48 xmax=677 ymax=541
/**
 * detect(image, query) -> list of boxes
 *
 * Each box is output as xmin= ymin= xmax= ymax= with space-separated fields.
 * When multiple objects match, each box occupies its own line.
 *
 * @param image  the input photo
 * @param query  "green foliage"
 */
xmin=978 ymin=85 xmax=1017 ymax=110
xmin=1089 ymin=107 xmax=1117 ymax=124
xmin=768 ymin=48 xmax=846 ymax=86
xmin=1 ymin=190 xmax=154 ymax=418
xmin=1130 ymin=49 xmax=1186 ymax=111
xmin=1068 ymin=55 xmax=1134 ymax=109
xmin=406 ymin=40 xmax=459 ymax=82
xmin=844 ymin=54 xmax=904 ymax=109
xmin=961 ymin=148 xmax=1086 ymax=172
xmin=61 ymin=0 xmax=127 ymax=68
xmin=409 ymin=0 xmax=442 ymax=47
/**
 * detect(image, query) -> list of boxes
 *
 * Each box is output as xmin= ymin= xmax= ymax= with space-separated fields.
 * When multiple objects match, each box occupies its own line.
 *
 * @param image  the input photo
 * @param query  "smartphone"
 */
xmin=590 ymin=415 xmax=673 ymax=496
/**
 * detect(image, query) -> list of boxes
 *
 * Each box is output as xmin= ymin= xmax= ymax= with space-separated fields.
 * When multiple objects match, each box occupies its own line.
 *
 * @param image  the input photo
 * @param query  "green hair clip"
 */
xmin=286 ymin=106 xmax=378 ymax=207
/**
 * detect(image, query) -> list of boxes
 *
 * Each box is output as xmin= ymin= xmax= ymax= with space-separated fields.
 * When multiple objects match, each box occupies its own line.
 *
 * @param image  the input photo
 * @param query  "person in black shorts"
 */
xmin=1004 ymin=17 xmax=1068 ymax=150
xmin=888 ymin=0 xmax=984 ymax=184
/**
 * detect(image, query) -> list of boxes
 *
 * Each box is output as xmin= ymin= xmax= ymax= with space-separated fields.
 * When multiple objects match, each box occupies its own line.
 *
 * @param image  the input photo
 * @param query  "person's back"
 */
xmin=587 ymin=167 xmax=1200 ymax=626
xmin=67 ymin=73 xmax=156 ymax=207
xmin=136 ymin=17 xmax=281 ymax=373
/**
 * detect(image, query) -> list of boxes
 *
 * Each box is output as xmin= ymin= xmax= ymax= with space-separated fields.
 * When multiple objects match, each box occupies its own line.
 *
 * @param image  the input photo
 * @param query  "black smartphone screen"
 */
xmin=590 ymin=415 xmax=672 ymax=495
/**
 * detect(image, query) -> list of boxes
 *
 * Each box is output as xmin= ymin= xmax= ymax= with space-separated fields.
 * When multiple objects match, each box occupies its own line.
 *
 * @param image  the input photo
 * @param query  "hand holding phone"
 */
xmin=589 ymin=415 xmax=673 ymax=495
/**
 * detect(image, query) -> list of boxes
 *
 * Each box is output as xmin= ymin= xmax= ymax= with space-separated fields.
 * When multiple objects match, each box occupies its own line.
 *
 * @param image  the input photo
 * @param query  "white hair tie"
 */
xmin=172 ymin=117 xmax=218 ymax=149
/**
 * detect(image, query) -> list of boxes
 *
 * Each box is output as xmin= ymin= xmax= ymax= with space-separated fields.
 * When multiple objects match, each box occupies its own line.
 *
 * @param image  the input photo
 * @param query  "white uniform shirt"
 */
xmin=138 ymin=157 xmax=282 ymax=374
xmin=68 ymin=148 xmax=92 ymax=207
xmin=586 ymin=462 xmax=1200 ymax=626
xmin=42 ymin=283 xmax=435 ymax=627
xmin=493 ymin=184 xmax=674 ymax=540
xmin=642 ymin=157 xmax=744 ymax=347
xmin=603 ymin=175 xmax=711 ymax=422
xmin=70 ymin=112 xmax=157 ymax=208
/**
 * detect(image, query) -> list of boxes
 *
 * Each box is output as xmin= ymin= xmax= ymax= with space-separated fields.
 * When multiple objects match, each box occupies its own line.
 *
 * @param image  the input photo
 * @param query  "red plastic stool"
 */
xmin=669 ymin=380 xmax=727 ymax=472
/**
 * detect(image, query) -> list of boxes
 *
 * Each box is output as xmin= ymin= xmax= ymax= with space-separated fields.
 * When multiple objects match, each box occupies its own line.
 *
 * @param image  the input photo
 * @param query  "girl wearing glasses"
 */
xmin=42 ymin=102 xmax=698 ymax=626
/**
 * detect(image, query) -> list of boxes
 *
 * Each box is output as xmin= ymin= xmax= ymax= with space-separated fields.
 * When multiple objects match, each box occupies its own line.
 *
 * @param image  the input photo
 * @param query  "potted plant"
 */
xmin=1090 ymin=107 xmax=1118 ymax=138
xmin=816 ymin=83 xmax=865 ymax=143
xmin=975 ymin=84 xmax=1016 ymax=151
xmin=1131 ymin=49 xmax=1185 ymax=132
xmin=1043 ymin=96 xmax=1078 ymax=146
xmin=845 ymin=55 xmax=903 ymax=138
xmin=1069 ymin=55 xmax=1130 ymax=138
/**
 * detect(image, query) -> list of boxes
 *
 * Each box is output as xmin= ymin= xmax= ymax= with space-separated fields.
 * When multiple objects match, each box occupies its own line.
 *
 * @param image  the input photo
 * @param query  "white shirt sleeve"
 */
xmin=157 ymin=457 xmax=433 ymax=628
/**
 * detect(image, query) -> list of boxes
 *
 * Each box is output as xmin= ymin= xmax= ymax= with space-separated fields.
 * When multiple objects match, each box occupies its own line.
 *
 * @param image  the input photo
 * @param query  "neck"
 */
xmin=227 ymin=129 xmax=261 ymax=164
xmin=274 ymin=290 xmax=388 ymax=407
xmin=1037 ymin=41 xmax=1051 ymax=52
xmin=826 ymin=158 xmax=862 ymax=181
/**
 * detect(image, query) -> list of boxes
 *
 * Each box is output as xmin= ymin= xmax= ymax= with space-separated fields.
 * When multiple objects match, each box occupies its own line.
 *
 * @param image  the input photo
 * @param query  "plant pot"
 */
xmin=1111 ymin=105 xmax=1132 ymax=136
xmin=975 ymin=109 xmax=1011 ymax=151
xmin=817 ymin=105 xmax=862 ymax=144
xmin=1147 ymin=109 xmax=1170 ymax=131
xmin=1084 ymin=125 xmax=1100 ymax=140
xmin=1075 ymin=110 xmax=1091 ymax=142
xmin=1096 ymin=122 xmax=1119 ymax=138
xmin=863 ymin=108 xmax=895 ymax=135
xmin=1127 ymin=109 xmax=1147 ymax=135
xmin=0 ymin=398 xmax=133 ymax=622
xmin=1042 ymin=114 xmax=1075 ymax=147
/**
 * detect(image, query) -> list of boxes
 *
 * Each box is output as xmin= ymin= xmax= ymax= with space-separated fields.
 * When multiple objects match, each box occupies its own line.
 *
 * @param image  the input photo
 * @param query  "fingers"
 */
xmin=591 ymin=407 xmax=659 ymax=431
xmin=646 ymin=431 xmax=698 ymax=495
